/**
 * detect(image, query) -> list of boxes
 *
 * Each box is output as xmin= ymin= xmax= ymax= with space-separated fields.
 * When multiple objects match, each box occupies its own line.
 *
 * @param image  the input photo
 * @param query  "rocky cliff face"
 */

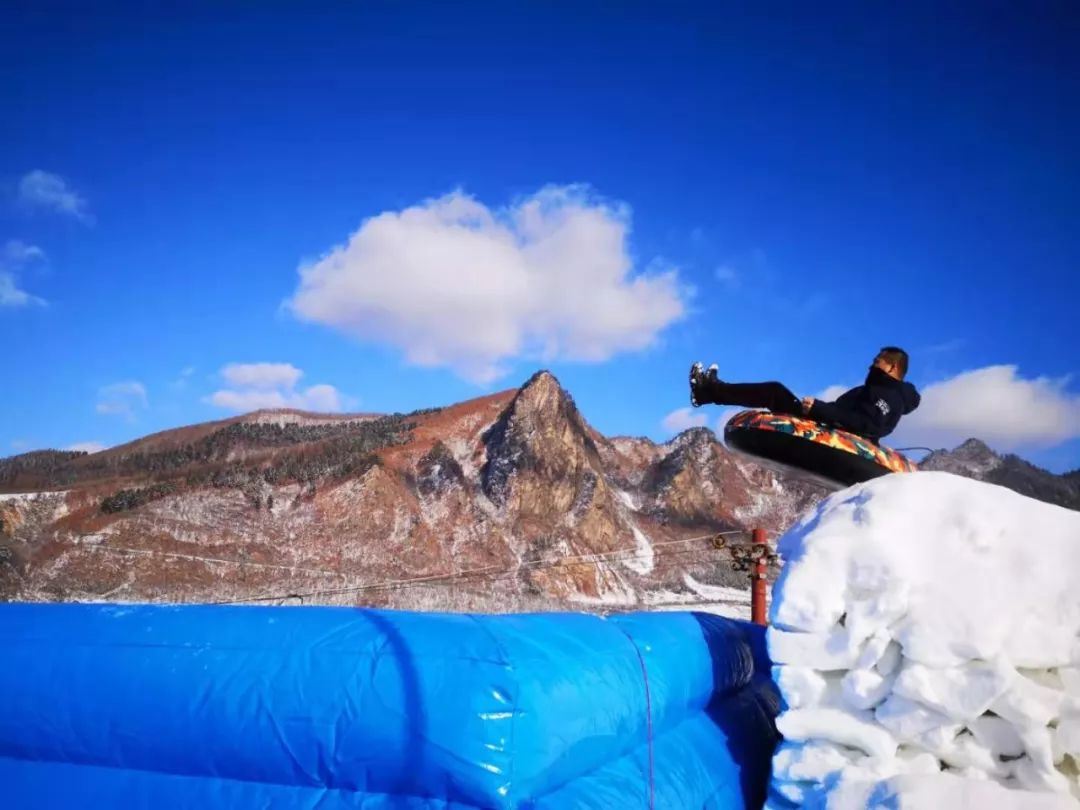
xmin=0 ymin=371 xmax=823 ymax=612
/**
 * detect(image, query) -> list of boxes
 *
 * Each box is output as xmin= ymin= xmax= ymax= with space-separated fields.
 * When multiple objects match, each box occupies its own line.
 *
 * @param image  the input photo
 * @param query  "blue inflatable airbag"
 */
xmin=0 ymin=603 xmax=777 ymax=808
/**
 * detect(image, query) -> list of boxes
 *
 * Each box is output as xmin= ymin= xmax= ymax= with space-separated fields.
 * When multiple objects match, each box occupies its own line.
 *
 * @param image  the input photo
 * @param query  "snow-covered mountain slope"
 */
xmin=0 ymin=372 xmax=821 ymax=609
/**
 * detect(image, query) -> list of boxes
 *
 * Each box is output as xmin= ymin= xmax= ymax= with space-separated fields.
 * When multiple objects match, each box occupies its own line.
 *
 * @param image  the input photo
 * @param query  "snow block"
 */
xmin=0 ymin=603 xmax=778 ymax=809
xmin=767 ymin=472 xmax=1080 ymax=807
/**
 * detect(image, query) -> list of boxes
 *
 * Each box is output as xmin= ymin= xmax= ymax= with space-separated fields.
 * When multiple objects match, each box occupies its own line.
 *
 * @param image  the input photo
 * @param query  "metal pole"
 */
xmin=751 ymin=528 xmax=768 ymax=626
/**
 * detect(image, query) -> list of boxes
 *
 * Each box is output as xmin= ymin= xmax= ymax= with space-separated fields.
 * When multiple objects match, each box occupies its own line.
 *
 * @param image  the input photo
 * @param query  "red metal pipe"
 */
xmin=751 ymin=528 xmax=768 ymax=626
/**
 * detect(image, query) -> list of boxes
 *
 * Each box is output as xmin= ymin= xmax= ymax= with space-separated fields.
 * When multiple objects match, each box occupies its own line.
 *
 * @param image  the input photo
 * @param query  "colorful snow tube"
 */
xmin=724 ymin=409 xmax=917 ymax=486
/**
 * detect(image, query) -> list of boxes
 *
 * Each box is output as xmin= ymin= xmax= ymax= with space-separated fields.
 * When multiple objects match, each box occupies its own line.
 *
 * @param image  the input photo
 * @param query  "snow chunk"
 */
xmin=1061 ymin=668 xmax=1080 ymax=697
xmin=776 ymin=708 xmax=898 ymax=759
xmin=991 ymin=670 xmax=1066 ymax=728
xmin=768 ymin=626 xmax=864 ymax=669
xmin=823 ymin=772 xmax=1080 ymax=809
xmin=774 ymin=666 xmax=829 ymax=709
xmin=892 ymin=660 xmax=1014 ymax=721
xmin=968 ymin=714 xmax=1025 ymax=759
xmin=772 ymin=739 xmax=858 ymax=782
xmin=875 ymin=695 xmax=958 ymax=742
xmin=842 ymin=667 xmax=896 ymax=711
xmin=771 ymin=473 xmax=1080 ymax=667
xmin=768 ymin=472 xmax=1080 ymax=805
xmin=853 ymin=631 xmax=893 ymax=671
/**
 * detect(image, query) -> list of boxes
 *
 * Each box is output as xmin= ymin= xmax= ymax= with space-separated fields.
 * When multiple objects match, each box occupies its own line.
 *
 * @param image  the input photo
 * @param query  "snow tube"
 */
xmin=0 ymin=603 xmax=779 ymax=809
xmin=724 ymin=409 xmax=917 ymax=486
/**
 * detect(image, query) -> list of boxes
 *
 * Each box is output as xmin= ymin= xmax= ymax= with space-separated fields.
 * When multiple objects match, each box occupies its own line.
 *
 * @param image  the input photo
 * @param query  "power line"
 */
xmin=241 ymin=545 xmax=722 ymax=604
xmin=331 ymin=545 xmax=744 ymax=597
xmin=88 ymin=546 xmax=350 ymax=578
xmin=83 ymin=527 xmax=773 ymax=607
xmin=209 ymin=529 xmax=760 ymax=606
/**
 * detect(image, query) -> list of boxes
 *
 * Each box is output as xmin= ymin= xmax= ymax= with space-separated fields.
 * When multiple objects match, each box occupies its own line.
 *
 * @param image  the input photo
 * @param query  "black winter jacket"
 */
xmin=808 ymin=367 xmax=920 ymax=441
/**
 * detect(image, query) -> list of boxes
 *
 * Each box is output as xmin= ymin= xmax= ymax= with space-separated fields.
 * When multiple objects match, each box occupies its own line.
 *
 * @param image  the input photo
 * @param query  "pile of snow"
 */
xmin=767 ymin=471 xmax=1080 ymax=809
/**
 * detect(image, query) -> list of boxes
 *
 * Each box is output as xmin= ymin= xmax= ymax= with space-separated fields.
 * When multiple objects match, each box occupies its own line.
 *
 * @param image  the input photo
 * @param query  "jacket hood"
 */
xmin=900 ymin=381 xmax=921 ymax=413
xmin=866 ymin=366 xmax=921 ymax=414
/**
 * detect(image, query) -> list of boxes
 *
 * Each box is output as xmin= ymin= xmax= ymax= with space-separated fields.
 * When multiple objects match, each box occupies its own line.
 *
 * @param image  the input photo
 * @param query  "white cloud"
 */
xmin=17 ymin=170 xmax=92 ymax=223
xmin=894 ymin=365 xmax=1080 ymax=450
xmin=789 ymin=291 xmax=830 ymax=317
xmin=0 ymin=275 xmax=40 ymax=307
xmin=96 ymin=381 xmax=148 ymax=419
xmin=4 ymin=239 xmax=45 ymax=264
xmin=222 ymin=362 xmax=303 ymax=389
xmin=715 ymin=265 xmax=739 ymax=287
xmin=0 ymin=239 xmax=46 ymax=307
xmin=661 ymin=407 xmax=709 ymax=434
xmin=67 ymin=441 xmax=107 ymax=454
xmin=715 ymin=248 xmax=768 ymax=289
xmin=817 ymin=384 xmax=851 ymax=402
xmin=715 ymin=408 xmax=742 ymax=434
xmin=208 ymin=363 xmax=349 ymax=413
xmin=286 ymin=185 xmax=688 ymax=383
xmin=168 ymin=366 xmax=197 ymax=391
xmin=209 ymin=385 xmax=345 ymax=413
xmin=924 ymin=338 xmax=966 ymax=355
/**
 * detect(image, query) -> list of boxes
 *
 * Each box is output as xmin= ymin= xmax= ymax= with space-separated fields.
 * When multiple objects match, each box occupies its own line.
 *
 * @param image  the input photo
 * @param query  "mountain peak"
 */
xmin=495 ymin=370 xmax=587 ymax=441
xmin=954 ymin=438 xmax=995 ymax=456
xmin=515 ymin=368 xmax=563 ymax=399
xmin=666 ymin=426 xmax=716 ymax=449
xmin=918 ymin=438 xmax=1080 ymax=511
xmin=922 ymin=438 xmax=1002 ymax=478
xmin=480 ymin=370 xmax=600 ymax=509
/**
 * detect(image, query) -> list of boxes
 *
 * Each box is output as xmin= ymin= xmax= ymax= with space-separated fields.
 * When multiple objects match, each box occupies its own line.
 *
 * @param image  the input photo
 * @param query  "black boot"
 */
xmin=689 ymin=362 xmax=707 ymax=407
xmin=690 ymin=362 xmax=724 ymax=406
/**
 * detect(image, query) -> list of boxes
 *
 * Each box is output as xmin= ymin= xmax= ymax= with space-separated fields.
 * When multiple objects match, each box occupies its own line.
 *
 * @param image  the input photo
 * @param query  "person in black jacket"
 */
xmin=689 ymin=347 xmax=921 ymax=442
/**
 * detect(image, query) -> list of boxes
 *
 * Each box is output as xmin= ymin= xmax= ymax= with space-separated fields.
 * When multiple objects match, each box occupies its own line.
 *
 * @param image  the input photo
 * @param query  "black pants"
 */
xmin=703 ymin=380 xmax=802 ymax=416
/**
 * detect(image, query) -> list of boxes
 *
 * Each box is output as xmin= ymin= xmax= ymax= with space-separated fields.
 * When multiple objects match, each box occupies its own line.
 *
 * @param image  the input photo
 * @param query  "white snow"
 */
xmin=644 ymin=582 xmax=751 ymax=620
xmin=842 ymin=667 xmax=896 ymax=710
xmin=682 ymin=573 xmax=751 ymax=604
xmin=0 ymin=490 xmax=68 ymax=502
xmin=621 ymin=525 xmax=655 ymax=575
xmin=777 ymin=708 xmax=899 ymax=759
xmin=734 ymin=474 xmax=787 ymax=524
xmin=444 ymin=436 xmax=480 ymax=481
xmin=768 ymin=625 xmax=865 ymax=669
xmin=566 ymin=577 xmax=638 ymax=608
xmin=614 ymin=488 xmax=638 ymax=511
xmin=767 ymin=472 xmax=1080 ymax=807
xmin=796 ymin=772 xmax=1080 ymax=810
xmin=241 ymin=410 xmax=373 ymax=426
xmin=772 ymin=667 xmax=834 ymax=709
xmin=611 ymin=488 xmax=655 ymax=575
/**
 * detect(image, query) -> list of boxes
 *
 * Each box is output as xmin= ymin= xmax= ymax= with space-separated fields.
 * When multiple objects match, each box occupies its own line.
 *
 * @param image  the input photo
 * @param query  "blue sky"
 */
xmin=2 ymin=3 xmax=1079 ymax=471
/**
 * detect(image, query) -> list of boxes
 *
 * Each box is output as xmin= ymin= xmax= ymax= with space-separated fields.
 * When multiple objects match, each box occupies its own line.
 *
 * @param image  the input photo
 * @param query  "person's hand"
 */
xmin=801 ymin=396 xmax=815 ymax=414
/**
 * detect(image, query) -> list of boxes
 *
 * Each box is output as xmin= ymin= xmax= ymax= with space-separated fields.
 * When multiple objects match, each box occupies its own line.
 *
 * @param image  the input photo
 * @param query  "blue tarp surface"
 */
xmin=0 ymin=604 xmax=778 ymax=808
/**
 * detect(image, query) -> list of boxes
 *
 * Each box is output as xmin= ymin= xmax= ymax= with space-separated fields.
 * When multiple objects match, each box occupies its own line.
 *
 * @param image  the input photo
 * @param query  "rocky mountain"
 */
xmin=921 ymin=438 xmax=1080 ymax=511
xmin=0 ymin=372 xmax=826 ymax=612
xmin=6 ymin=377 xmax=1071 ymax=613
